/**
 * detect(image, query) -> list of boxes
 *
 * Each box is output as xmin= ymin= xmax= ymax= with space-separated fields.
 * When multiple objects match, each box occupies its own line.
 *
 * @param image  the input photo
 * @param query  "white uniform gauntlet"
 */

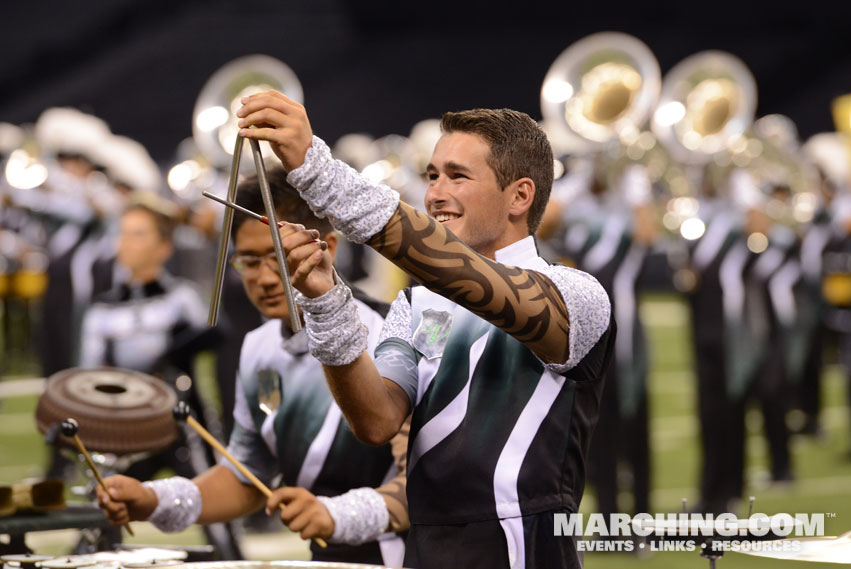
xmin=142 ymin=477 xmax=201 ymax=533
xmin=317 ymin=487 xmax=390 ymax=545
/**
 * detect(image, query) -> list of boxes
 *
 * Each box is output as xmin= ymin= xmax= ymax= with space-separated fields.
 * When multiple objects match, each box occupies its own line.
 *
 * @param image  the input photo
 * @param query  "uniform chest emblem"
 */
xmin=257 ymin=368 xmax=282 ymax=416
xmin=412 ymin=309 xmax=453 ymax=360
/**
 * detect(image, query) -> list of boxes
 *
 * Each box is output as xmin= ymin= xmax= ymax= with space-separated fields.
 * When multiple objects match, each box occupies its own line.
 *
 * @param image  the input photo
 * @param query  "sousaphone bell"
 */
xmin=193 ymin=55 xmax=304 ymax=330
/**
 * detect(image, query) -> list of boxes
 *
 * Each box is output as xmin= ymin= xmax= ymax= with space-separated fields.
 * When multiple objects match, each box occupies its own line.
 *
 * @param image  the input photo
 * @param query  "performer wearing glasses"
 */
xmin=97 ymin=169 xmax=409 ymax=567
xmin=236 ymin=91 xmax=614 ymax=569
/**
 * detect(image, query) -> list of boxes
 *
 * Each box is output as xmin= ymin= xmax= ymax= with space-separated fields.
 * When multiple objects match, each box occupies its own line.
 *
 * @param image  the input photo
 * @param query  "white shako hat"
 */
xmin=34 ymin=107 xmax=111 ymax=166
xmin=100 ymin=135 xmax=163 ymax=193
xmin=0 ymin=122 xmax=24 ymax=156
xmin=803 ymin=132 xmax=851 ymax=189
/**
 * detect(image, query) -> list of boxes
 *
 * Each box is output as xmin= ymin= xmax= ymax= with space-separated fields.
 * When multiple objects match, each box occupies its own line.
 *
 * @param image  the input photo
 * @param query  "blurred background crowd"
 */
xmin=1 ymin=1 xmax=851 ymax=567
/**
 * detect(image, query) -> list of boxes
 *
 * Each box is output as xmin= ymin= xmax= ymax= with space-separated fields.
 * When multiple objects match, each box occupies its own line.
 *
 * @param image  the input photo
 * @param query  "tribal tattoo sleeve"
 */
xmin=367 ymin=201 xmax=571 ymax=365
xmin=287 ymin=136 xmax=607 ymax=367
xmin=374 ymin=414 xmax=410 ymax=533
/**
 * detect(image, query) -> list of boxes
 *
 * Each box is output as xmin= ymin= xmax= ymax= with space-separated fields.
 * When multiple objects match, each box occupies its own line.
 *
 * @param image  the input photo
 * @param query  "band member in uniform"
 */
xmin=97 ymin=170 xmax=410 ymax=567
xmin=746 ymin=190 xmax=799 ymax=484
xmin=78 ymin=201 xmax=208 ymax=375
xmin=798 ymin=133 xmax=851 ymax=437
xmin=81 ymin=199 xmax=245 ymax=558
xmin=237 ymin=92 xmax=614 ymax=569
xmin=547 ymin=155 xmax=655 ymax=519
xmin=688 ymin=167 xmax=769 ymax=513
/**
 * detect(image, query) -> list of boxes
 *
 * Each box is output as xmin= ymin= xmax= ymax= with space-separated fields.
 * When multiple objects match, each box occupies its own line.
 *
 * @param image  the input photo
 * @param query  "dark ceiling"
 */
xmin=2 ymin=0 xmax=849 ymax=163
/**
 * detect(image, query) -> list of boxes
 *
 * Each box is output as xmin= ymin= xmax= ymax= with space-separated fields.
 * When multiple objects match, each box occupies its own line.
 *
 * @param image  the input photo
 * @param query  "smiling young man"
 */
xmin=237 ymin=92 xmax=614 ymax=569
xmin=97 ymin=170 xmax=409 ymax=567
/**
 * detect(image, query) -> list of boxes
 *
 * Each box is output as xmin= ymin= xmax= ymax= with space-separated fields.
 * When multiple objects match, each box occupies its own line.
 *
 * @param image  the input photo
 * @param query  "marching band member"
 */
xmin=745 ymin=186 xmax=799 ymax=484
xmin=545 ymin=154 xmax=655 ymax=519
xmin=78 ymin=199 xmax=239 ymax=559
xmin=29 ymin=108 xmax=112 ymax=380
xmin=236 ymin=92 xmax=613 ymax=569
xmin=688 ymin=166 xmax=772 ymax=512
xmin=77 ymin=201 xmax=207 ymax=375
xmin=97 ymin=170 xmax=410 ymax=567
xmin=798 ymin=133 xmax=851 ymax=437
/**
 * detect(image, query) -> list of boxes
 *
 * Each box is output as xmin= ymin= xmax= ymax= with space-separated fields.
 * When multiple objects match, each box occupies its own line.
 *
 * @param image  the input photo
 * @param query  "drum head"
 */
xmin=38 ymin=557 xmax=98 ymax=569
xmin=36 ymin=368 xmax=178 ymax=454
xmin=0 ymin=554 xmax=54 ymax=569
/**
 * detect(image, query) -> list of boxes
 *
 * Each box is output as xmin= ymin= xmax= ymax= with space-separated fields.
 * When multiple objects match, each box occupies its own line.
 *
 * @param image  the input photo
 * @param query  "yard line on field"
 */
xmin=650 ymin=371 xmax=694 ymax=393
xmin=640 ymin=300 xmax=690 ymax=327
xmin=0 ymin=377 xmax=45 ymax=398
xmin=652 ymin=415 xmax=698 ymax=435
xmin=0 ymin=464 xmax=44 ymax=480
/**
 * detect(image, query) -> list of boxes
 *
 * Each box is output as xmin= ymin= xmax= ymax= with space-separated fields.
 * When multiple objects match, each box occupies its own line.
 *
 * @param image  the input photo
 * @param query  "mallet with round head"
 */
xmin=60 ymin=418 xmax=134 ymax=536
xmin=172 ymin=403 xmax=327 ymax=548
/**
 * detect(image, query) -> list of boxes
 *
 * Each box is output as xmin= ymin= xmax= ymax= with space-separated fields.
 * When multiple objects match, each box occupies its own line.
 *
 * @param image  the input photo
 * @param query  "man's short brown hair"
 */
xmin=440 ymin=108 xmax=553 ymax=234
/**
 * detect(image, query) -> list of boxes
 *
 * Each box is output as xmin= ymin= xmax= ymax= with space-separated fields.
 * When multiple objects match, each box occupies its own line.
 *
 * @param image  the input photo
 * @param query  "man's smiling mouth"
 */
xmin=435 ymin=213 xmax=461 ymax=223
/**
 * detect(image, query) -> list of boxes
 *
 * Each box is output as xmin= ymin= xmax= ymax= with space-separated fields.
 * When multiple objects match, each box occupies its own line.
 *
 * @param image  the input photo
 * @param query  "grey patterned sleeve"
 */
xmin=374 ymin=291 xmax=419 ymax=405
xmin=287 ymin=136 xmax=400 ymax=244
xmin=296 ymin=282 xmax=369 ymax=366
xmin=142 ymin=477 xmax=201 ymax=533
xmin=537 ymin=264 xmax=611 ymax=374
xmin=316 ymin=488 xmax=389 ymax=545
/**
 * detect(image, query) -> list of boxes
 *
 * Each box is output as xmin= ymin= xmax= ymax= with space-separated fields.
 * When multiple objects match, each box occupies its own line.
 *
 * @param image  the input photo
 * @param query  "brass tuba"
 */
xmin=540 ymin=32 xmax=661 ymax=151
xmin=188 ymin=55 xmax=304 ymax=330
xmin=651 ymin=50 xmax=757 ymax=164
xmin=192 ymin=54 xmax=303 ymax=171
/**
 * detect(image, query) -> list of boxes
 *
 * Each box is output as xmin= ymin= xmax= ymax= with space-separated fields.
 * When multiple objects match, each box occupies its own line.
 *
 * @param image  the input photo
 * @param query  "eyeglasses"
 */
xmin=230 ymin=252 xmax=279 ymax=276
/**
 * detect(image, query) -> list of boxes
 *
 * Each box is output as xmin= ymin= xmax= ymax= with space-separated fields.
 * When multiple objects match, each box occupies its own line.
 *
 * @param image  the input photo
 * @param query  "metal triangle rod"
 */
xmin=249 ymin=138 xmax=302 ymax=332
xmin=207 ymin=134 xmax=243 ymax=327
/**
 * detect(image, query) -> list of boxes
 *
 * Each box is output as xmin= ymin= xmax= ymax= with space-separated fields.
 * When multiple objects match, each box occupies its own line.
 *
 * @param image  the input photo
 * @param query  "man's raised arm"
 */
xmin=238 ymin=92 xmax=610 ymax=372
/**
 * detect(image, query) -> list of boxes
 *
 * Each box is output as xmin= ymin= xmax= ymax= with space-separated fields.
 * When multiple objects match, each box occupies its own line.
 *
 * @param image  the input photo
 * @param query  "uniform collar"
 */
xmin=493 ymin=235 xmax=547 ymax=270
xmin=118 ymin=273 xmax=171 ymax=301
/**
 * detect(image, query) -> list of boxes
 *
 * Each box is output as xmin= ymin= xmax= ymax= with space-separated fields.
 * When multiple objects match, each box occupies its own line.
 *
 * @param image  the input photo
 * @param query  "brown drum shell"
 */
xmin=36 ymin=368 xmax=178 ymax=455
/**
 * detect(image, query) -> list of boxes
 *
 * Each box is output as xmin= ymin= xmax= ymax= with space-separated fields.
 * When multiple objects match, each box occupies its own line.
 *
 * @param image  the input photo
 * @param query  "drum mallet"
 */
xmin=60 ymin=418 xmax=134 ymax=536
xmin=173 ymin=403 xmax=327 ymax=548
xmin=201 ymin=191 xmax=286 ymax=229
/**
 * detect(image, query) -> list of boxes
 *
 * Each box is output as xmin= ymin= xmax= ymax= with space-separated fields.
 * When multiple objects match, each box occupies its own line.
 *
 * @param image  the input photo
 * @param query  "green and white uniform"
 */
xmin=375 ymin=237 xmax=614 ymax=569
xmin=226 ymin=297 xmax=405 ymax=566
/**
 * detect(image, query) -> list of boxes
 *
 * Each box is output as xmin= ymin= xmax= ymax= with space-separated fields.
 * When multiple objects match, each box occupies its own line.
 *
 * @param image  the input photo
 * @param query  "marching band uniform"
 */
xmin=141 ymin=287 xmax=410 ymax=566
xmin=747 ymin=221 xmax=801 ymax=482
xmin=797 ymin=204 xmax=834 ymax=432
xmin=78 ymin=272 xmax=208 ymax=374
xmin=798 ymin=134 xmax=851 ymax=436
xmin=688 ymin=174 xmax=749 ymax=513
xmin=689 ymin=169 xmax=784 ymax=511
xmin=286 ymin=136 xmax=614 ymax=569
xmin=550 ymin=161 xmax=653 ymax=517
xmin=28 ymin=109 xmax=112 ymax=378
xmin=818 ymin=192 xmax=851 ymax=449
xmin=225 ymin=293 xmax=408 ymax=566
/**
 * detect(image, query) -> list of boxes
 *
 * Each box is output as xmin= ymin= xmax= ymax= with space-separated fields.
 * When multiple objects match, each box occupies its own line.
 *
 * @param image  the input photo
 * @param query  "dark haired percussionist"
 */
xmin=97 ymin=172 xmax=409 ymax=567
xmin=236 ymin=91 xmax=614 ymax=569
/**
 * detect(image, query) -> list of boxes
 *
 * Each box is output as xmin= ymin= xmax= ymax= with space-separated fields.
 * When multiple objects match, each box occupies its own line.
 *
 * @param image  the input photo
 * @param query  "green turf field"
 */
xmin=1 ymin=294 xmax=850 ymax=567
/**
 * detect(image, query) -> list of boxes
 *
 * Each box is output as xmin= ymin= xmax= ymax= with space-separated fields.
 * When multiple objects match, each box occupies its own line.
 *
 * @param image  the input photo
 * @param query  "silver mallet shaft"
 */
xmin=201 ymin=191 xmax=284 ymax=227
